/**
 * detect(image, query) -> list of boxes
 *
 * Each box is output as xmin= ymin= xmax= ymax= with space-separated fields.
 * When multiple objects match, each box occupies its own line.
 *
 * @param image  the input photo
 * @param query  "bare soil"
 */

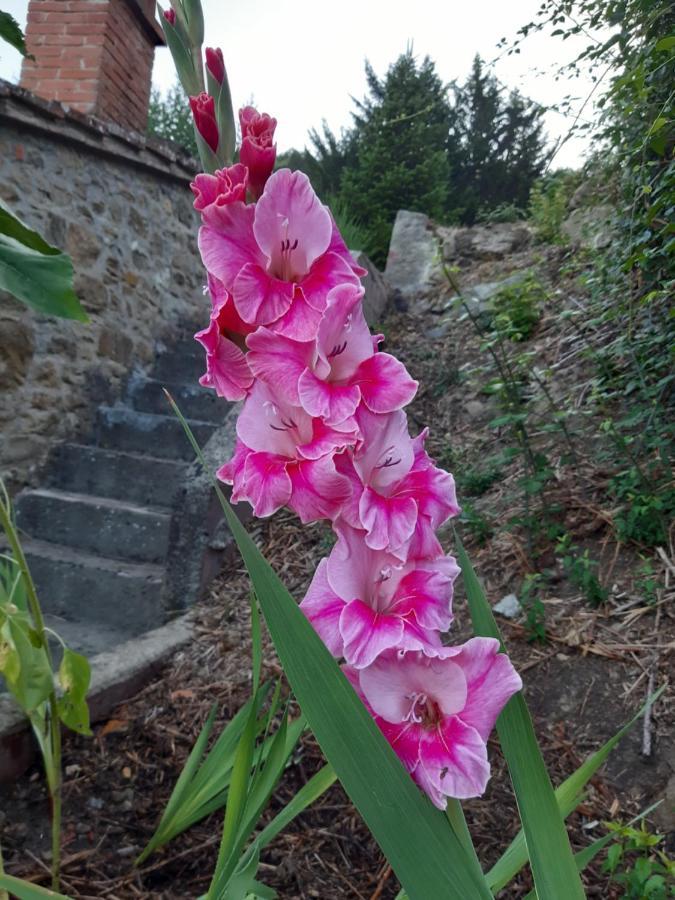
xmin=1 ymin=239 xmax=673 ymax=898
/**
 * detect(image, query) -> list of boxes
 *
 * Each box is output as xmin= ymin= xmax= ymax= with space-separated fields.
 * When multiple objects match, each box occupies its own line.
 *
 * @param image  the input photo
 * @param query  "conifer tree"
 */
xmin=448 ymin=55 xmax=547 ymax=222
xmin=338 ymin=52 xmax=453 ymax=265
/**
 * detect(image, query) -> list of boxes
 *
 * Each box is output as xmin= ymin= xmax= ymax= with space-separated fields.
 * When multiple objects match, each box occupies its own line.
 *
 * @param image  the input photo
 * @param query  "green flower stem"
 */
xmin=0 ymin=489 xmax=62 ymax=892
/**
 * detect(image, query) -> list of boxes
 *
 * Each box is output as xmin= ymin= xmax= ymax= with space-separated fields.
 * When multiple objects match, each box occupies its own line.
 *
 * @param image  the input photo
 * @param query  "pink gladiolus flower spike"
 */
xmin=199 ymin=169 xmax=364 ymax=341
xmin=246 ymin=282 xmax=418 ymax=426
xmin=218 ymin=381 xmax=355 ymax=522
xmin=301 ymin=521 xmax=459 ymax=668
xmin=346 ymin=639 xmax=522 ymax=808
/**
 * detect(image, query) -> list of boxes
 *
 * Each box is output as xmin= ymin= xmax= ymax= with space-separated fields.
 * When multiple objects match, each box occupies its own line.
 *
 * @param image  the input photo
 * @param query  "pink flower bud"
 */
xmin=238 ymin=106 xmax=277 ymax=199
xmin=205 ymin=47 xmax=225 ymax=85
xmin=163 ymin=8 xmax=176 ymax=25
xmin=189 ymin=92 xmax=219 ymax=153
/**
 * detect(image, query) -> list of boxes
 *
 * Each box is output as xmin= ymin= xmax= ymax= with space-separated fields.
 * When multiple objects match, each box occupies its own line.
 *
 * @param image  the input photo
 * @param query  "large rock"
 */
xmin=351 ymin=250 xmax=388 ymax=325
xmin=561 ymin=205 xmax=615 ymax=250
xmin=439 ymin=221 xmax=532 ymax=261
xmin=384 ymin=210 xmax=438 ymax=303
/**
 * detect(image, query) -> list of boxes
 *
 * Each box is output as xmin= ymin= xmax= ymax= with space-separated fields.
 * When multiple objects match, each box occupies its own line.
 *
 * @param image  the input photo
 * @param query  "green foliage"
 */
xmin=325 ymin=195 xmax=371 ymax=255
xmin=521 ymin=573 xmax=547 ymax=643
xmin=0 ymin=201 xmax=87 ymax=322
xmin=458 ymin=460 xmax=503 ymax=497
xmin=476 ymin=202 xmax=527 ymax=224
xmin=603 ymin=820 xmax=675 ymax=899
xmin=491 ymin=273 xmax=545 ymax=341
xmin=147 ymin=82 xmax=198 ymax=156
xmin=556 ymin=534 xmax=608 ymax=607
xmin=459 ymin=503 xmax=494 ymax=545
xmin=448 ymin=56 xmax=548 ymax=224
xmin=528 ymin=169 xmax=583 ymax=242
xmin=511 ymin=0 xmax=675 ymax=562
xmin=609 ymin=464 xmax=674 ymax=548
xmin=338 ymin=52 xmax=453 ymax=266
xmin=0 ymin=9 xmax=31 ymax=57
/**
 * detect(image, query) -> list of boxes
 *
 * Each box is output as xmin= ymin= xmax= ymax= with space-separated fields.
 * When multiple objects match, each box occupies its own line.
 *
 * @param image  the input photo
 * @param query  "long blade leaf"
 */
xmin=456 ymin=534 xmax=585 ymax=900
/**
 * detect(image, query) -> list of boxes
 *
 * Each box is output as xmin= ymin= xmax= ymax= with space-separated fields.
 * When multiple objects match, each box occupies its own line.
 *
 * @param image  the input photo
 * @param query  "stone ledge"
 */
xmin=0 ymin=613 xmax=194 ymax=782
xmin=0 ymin=79 xmax=198 ymax=185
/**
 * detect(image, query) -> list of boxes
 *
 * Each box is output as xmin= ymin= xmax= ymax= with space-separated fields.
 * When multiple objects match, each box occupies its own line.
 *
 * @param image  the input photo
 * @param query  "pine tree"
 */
xmin=147 ymin=82 xmax=198 ymax=157
xmin=448 ymin=56 xmax=547 ymax=223
xmin=337 ymin=52 xmax=453 ymax=266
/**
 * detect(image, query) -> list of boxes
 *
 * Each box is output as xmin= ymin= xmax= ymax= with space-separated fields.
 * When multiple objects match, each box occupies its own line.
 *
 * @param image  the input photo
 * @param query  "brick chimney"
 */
xmin=20 ymin=0 xmax=165 ymax=132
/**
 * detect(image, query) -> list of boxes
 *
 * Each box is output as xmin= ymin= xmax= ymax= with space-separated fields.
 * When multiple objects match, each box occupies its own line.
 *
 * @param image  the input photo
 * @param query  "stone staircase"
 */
xmin=12 ymin=327 xmax=229 ymax=658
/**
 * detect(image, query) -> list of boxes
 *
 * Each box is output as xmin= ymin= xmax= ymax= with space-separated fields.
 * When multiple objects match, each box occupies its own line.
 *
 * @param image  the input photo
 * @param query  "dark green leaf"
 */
xmin=0 ymin=203 xmax=88 ymax=321
xmin=0 ymin=11 xmax=31 ymax=57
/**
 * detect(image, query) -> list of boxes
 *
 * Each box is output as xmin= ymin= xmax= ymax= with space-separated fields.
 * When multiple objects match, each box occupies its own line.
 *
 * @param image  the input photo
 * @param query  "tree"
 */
xmin=337 ymin=52 xmax=453 ymax=265
xmin=448 ymin=56 xmax=548 ymax=223
xmin=147 ymin=82 xmax=198 ymax=157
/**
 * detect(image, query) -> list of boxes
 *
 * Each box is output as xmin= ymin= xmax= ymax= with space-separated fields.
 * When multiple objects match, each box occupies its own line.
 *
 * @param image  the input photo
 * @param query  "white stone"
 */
xmin=494 ymin=593 xmax=522 ymax=618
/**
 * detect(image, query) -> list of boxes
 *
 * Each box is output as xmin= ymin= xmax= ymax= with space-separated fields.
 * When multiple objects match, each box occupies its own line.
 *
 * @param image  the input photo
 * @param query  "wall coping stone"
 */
xmin=0 ymin=78 xmax=199 ymax=185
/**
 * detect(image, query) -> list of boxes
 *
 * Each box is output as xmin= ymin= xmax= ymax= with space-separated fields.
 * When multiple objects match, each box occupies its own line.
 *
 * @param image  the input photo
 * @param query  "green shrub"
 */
xmin=528 ymin=169 xmax=582 ymax=243
xmin=491 ymin=273 xmax=545 ymax=342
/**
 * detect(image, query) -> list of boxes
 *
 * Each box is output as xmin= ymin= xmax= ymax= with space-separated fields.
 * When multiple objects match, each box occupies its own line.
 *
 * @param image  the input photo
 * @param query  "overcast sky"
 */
xmin=0 ymin=0 xmax=600 ymax=167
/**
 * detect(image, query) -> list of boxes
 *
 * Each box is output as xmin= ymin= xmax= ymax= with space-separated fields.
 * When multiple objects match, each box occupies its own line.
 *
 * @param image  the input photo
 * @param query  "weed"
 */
xmin=556 ymin=534 xmax=608 ymax=607
xmin=491 ymin=273 xmax=546 ymax=342
xmin=459 ymin=503 xmax=493 ymax=546
xmin=521 ymin=573 xmax=547 ymax=643
xmin=603 ymin=820 xmax=675 ymax=899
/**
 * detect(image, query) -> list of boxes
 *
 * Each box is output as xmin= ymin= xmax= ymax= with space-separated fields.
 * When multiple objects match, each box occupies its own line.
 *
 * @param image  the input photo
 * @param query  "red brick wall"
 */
xmin=20 ymin=0 xmax=162 ymax=132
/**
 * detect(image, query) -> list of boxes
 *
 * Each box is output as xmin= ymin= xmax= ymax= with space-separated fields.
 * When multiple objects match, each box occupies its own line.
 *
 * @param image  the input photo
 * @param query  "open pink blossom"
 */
xmin=194 ymin=274 xmax=256 ymax=402
xmin=239 ymin=106 xmax=277 ymax=199
xmin=337 ymin=409 xmax=459 ymax=558
xmin=199 ymin=169 xmax=364 ymax=341
xmin=217 ymin=381 xmax=354 ymax=521
xmin=191 ymin=164 xmax=248 ymax=229
xmin=301 ymin=521 xmax=459 ymax=668
xmin=345 ymin=639 xmax=522 ymax=808
xmin=246 ymin=283 xmax=418 ymax=426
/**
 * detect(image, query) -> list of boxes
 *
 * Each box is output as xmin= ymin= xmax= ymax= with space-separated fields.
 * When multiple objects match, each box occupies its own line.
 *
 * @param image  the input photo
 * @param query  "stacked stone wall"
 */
xmin=0 ymin=83 xmax=205 ymax=487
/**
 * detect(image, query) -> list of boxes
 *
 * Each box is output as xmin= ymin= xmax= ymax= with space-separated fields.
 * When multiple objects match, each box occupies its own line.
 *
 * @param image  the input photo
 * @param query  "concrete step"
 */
xmin=15 ymin=488 xmax=171 ymax=564
xmin=127 ymin=377 xmax=227 ymax=424
xmin=22 ymin=538 xmax=164 ymax=631
xmin=46 ymin=443 xmax=187 ymax=508
xmin=45 ymin=616 xmax=136 ymax=659
xmin=153 ymin=348 xmax=204 ymax=384
xmin=95 ymin=405 xmax=216 ymax=461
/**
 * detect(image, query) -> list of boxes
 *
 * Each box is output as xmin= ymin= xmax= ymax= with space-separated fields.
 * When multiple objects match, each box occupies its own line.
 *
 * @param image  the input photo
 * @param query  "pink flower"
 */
xmin=238 ymin=106 xmax=277 ymax=199
xmin=345 ymin=639 xmax=522 ymax=808
xmin=191 ymin=164 xmax=248 ymax=229
xmin=301 ymin=521 xmax=459 ymax=668
xmin=194 ymin=275 xmax=255 ymax=401
xmin=190 ymin=92 xmax=219 ymax=153
xmin=205 ymin=47 xmax=225 ymax=85
xmin=199 ymin=169 xmax=364 ymax=341
xmin=217 ymin=381 xmax=354 ymax=522
xmin=337 ymin=410 xmax=459 ymax=558
xmin=246 ymin=283 xmax=417 ymax=426
xmin=163 ymin=8 xmax=176 ymax=25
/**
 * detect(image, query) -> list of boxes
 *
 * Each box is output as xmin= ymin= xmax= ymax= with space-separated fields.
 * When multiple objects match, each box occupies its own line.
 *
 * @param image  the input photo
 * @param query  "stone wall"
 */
xmin=0 ymin=81 xmax=205 ymax=487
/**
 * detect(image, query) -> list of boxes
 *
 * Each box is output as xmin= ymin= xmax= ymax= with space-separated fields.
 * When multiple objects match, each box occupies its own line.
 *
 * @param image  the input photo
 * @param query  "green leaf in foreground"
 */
xmin=456 ymin=533 xmax=585 ymax=900
xmin=0 ymin=11 xmax=32 ymax=57
xmin=168 ymin=396 xmax=493 ymax=900
xmin=0 ymin=202 xmax=88 ymax=322
xmin=0 ymin=874 xmax=71 ymax=899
